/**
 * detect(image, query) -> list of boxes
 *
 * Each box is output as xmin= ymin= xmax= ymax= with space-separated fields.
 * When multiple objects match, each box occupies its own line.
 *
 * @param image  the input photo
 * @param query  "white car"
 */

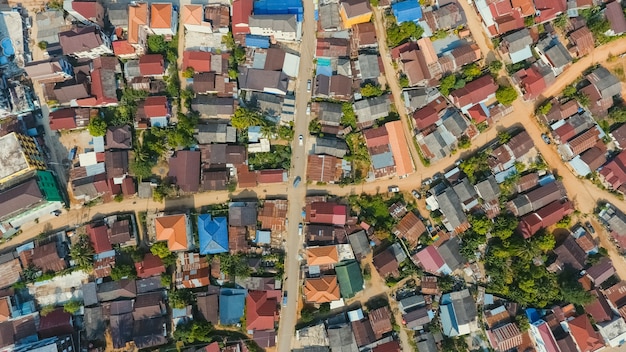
xmin=299 ymin=134 xmax=303 ymax=146
xmin=306 ymin=103 xmax=311 ymax=115
xmin=307 ymin=79 xmax=312 ymax=92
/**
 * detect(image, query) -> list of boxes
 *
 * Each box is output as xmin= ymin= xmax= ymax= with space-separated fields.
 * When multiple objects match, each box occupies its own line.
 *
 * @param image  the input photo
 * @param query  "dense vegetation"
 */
xmin=248 ymin=145 xmax=292 ymax=170
xmin=386 ymin=14 xmax=424 ymax=47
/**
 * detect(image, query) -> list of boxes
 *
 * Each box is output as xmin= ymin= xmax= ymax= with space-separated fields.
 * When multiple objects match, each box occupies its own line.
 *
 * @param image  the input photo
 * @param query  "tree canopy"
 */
xmin=87 ymin=118 xmax=107 ymax=137
xmin=386 ymin=16 xmax=424 ymax=47
xmin=360 ymin=83 xmax=384 ymax=98
xmin=231 ymin=107 xmax=264 ymax=130
xmin=147 ymin=35 xmax=168 ymax=54
xmin=173 ymin=320 xmax=214 ymax=343
xmin=496 ymin=85 xmax=518 ymax=105
xmin=70 ymin=235 xmax=95 ymax=271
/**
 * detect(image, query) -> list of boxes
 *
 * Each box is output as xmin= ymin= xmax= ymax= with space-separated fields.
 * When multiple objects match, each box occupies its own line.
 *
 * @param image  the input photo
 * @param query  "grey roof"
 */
xmin=133 ymin=317 xmax=167 ymax=349
xmin=403 ymin=87 xmax=440 ymax=111
xmin=124 ymin=60 xmax=141 ymax=80
xmin=587 ymin=67 xmax=622 ymax=100
xmin=110 ymin=313 xmax=133 ymax=349
xmin=399 ymin=294 xmax=425 ymax=313
xmin=416 ymin=332 xmax=438 ymax=352
xmin=554 ymin=236 xmax=586 ymax=270
xmin=452 ymin=178 xmax=477 ymax=204
xmin=315 ymin=137 xmax=349 ymax=158
xmin=353 ymin=95 xmax=390 ymax=123
xmin=475 ymin=176 xmax=500 ymax=202
xmin=35 ymin=10 xmax=67 ymax=44
xmin=138 ymin=182 xmax=153 ymax=199
xmin=421 ymin=129 xmax=452 ymax=161
xmin=328 ymin=325 xmax=358 ymax=352
xmin=538 ymin=36 xmax=572 ymax=69
xmin=82 ymin=282 xmax=98 ymax=307
xmin=433 ymin=3 xmax=463 ymax=30
xmin=320 ymin=3 xmax=341 ymax=30
xmin=239 ymin=67 xmax=289 ymax=94
xmin=318 ymin=102 xmax=343 ymax=126
xmin=84 ymin=306 xmax=105 ymax=341
xmin=441 ymin=110 xmax=469 ymax=138
xmin=438 ymin=238 xmax=464 ymax=270
xmin=403 ymin=306 xmax=432 ymax=329
xmin=357 ymin=54 xmax=380 ymax=80
xmin=436 ymin=188 xmax=468 ymax=231
xmin=0 ymin=179 xmax=44 ymax=220
xmin=229 ymin=204 xmax=257 ymax=227
xmin=195 ymin=123 xmax=236 ymax=144
xmin=347 ymin=230 xmax=370 ymax=258
xmin=248 ymin=91 xmax=283 ymax=118
xmin=249 ymin=14 xmax=297 ymax=33
xmin=600 ymin=205 xmax=626 ymax=237
xmin=191 ymin=96 xmax=235 ymax=118
xmin=449 ymin=289 xmax=477 ymax=325
xmin=136 ymin=277 xmax=163 ymax=294
xmin=97 ymin=279 xmax=137 ymax=302
xmin=107 ymin=5 xmax=129 ymax=28
xmin=503 ymin=28 xmax=533 ymax=53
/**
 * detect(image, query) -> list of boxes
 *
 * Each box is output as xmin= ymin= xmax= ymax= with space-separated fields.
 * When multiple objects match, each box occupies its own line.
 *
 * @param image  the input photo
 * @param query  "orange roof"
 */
xmin=385 ymin=120 xmax=414 ymax=177
xmin=151 ymin=3 xmax=172 ymax=29
xmin=155 ymin=214 xmax=189 ymax=251
xmin=182 ymin=5 xmax=203 ymax=26
xmin=304 ymin=276 xmax=340 ymax=303
xmin=112 ymin=40 xmax=135 ymax=56
xmin=568 ymin=315 xmax=604 ymax=352
xmin=128 ymin=2 xmax=148 ymax=44
xmin=306 ymin=246 xmax=339 ymax=266
xmin=0 ymin=297 xmax=9 ymax=322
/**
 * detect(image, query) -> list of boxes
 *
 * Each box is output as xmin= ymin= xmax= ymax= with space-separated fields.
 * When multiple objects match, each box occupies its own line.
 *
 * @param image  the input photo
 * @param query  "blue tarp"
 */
xmin=198 ymin=214 xmax=229 ymax=255
xmin=316 ymin=64 xmax=332 ymax=77
xmin=219 ymin=288 xmax=247 ymax=325
xmin=392 ymin=0 xmax=423 ymax=23
xmin=254 ymin=0 xmax=304 ymax=21
xmin=246 ymin=35 xmax=270 ymax=49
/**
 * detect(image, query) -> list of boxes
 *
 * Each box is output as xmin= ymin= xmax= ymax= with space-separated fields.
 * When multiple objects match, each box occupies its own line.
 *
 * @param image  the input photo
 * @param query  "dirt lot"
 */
xmin=58 ymin=129 xmax=94 ymax=156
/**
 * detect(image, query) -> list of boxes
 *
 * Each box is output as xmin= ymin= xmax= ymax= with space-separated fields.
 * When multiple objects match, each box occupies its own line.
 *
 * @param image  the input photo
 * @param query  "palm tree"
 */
xmin=260 ymin=124 xmax=275 ymax=139
xmin=70 ymin=235 xmax=94 ymax=270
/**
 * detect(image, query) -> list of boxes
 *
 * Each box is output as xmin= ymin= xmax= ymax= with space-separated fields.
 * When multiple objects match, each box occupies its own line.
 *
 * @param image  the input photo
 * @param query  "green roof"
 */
xmin=36 ymin=170 xmax=63 ymax=202
xmin=335 ymin=260 xmax=363 ymax=298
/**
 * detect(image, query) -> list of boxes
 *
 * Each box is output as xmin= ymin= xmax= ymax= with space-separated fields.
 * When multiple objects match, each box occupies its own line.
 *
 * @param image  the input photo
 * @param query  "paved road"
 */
xmin=372 ymin=9 xmax=419 ymax=173
xmin=276 ymin=0 xmax=317 ymax=350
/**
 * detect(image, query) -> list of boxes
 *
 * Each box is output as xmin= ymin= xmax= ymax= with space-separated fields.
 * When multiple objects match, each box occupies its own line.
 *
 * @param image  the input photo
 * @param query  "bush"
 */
xmin=87 ymin=118 xmax=107 ymax=137
xmin=496 ymin=85 xmax=518 ymax=105
xmin=37 ymin=41 xmax=48 ymax=50
xmin=458 ymin=135 xmax=471 ymax=149
xmin=361 ymin=83 xmax=384 ymax=97
xmin=110 ymin=264 xmax=137 ymax=281
xmin=63 ymin=300 xmax=81 ymax=314
xmin=147 ymin=35 xmax=168 ymax=54
xmin=182 ymin=67 xmax=195 ymax=78
xmin=386 ymin=15 xmax=424 ymax=47
xmin=488 ymin=60 xmax=503 ymax=76
xmin=536 ymin=101 xmax=552 ymax=115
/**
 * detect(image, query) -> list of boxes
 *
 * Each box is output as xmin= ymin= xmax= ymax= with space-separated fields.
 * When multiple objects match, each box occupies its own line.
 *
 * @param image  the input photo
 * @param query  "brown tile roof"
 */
xmin=150 ymin=3 xmax=173 ymax=29
xmin=196 ymin=291 xmax=219 ymax=324
xmin=351 ymin=319 xmax=376 ymax=347
xmin=373 ymin=249 xmax=399 ymax=277
xmin=307 ymin=154 xmax=342 ymax=183
xmin=258 ymin=199 xmax=288 ymax=232
xmin=306 ymin=246 xmax=339 ymax=266
xmin=168 ymin=150 xmax=201 ymax=193
xmin=368 ymin=306 xmax=393 ymax=339
xmin=393 ymin=212 xmax=426 ymax=248
xmin=584 ymin=289 xmax=613 ymax=323
xmin=228 ymin=226 xmax=249 ymax=253
xmin=569 ymin=26 xmax=594 ymax=56
xmin=304 ymin=276 xmax=340 ymax=303
xmin=32 ymin=242 xmax=66 ymax=273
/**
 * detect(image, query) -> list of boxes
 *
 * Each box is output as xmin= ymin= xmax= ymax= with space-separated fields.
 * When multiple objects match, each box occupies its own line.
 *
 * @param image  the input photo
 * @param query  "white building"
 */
xmin=249 ymin=14 xmax=301 ymax=42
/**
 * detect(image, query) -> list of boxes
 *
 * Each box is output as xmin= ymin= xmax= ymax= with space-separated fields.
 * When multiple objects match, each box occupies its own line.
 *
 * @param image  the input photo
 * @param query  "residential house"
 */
xmin=586 ymin=257 xmax=615 ymax=287
xmin=393 ymin=211 xmax=426 ymax=247
xmin=30 ymin=241 xmax=67 ymax=273
xmin=97 ymin=279 xmax=137 ymax=302
xmin=127 ymin=2 xmax=149 ymax=52
xmin=553 ymin=236 xmax=586 ymax=271
xmin=168 ymin=150 xmax=201 ymax=193
xmin=328 ymin=324 xmax=359 ymax=352
xmin=319 ymin=3 xmax=342 ymax=31
xmin=219 ymin=288 xmax=247 ymax=325
xmin=439 ymin=43 xmax=481 ymax=75
xmin=356 ymin=53 xmax=380 ymax=80
xmin=435 ymin=188 xmax=470 ymax=234
xmin=258 ymin=199 xmax=288 ymax=233
xmin=507 ymin=181 xmax=565 ymax=216
xmin=392 ymin=0 xmax=423 ymax=23
xmin=599 ymin=150 xmax=626 ymax=193
xmin=336 ymin=260 xmax=364 ymax=298
xmin=369 ymin=306 xmax=393 ymax=339
xmin=535 ymin=35 xmax=572 ymax=76
xmin=198 ymin=214 xmax=228 ymax=254
xmin=249 ymin=15 xmax=300 ymax=41
xmin=38 ymin=308 xmax=73 ymax=338
xmin=239 ymin=67 xmax=289 ymax=95
xmin=364 ymin=127 xmax=396 ymax=178
xmin=24 ymin=57 xmax=73 ymax=83
xmin=196 ymin=289 xmax=219 ymax=325
xmin=195 ymin=123 xmax=236 ymax=144
xmin=154 ymin=213 xmax=192 ymax=251
xmin=403 ymin=306 xmax=433 ymax=329
xmin=246 ymin=290 xmax=280 ymax=331
xmin=449 ymin=75 xmax=498 ymax=114
xmin=63 ymin=0 xmax=105 ymax=27
xmin=34 ymin=10 xmax=68 ymax=56
xmin=183 ymin=51 xmax=212 ymax=72
xmin=386 ymin=120 xmax=414 ymax=177
xmin=474 ymin=0 xmax=526 ymax=37
xmin=347 ymin=231 xmax=370 ymax=260
xmin=339 ymin=0 xmax=372 ymax=28
xmin=306 ymin=245 xmax=339 ymax=267
xmin=353 ymin=95 xmax=390 ymax=129
xmin=112 ymin=40 xmax=137 ymax=59
xmin=439 ymin=289 xmax=478 ymax=337
xmin=58 ymin=26 xmax=112 ymax=59
xmin=181 ymin=5 xmax=212 ymax=34
xmin=132 ymin=317 xmax=167 ymax=349
xmin=314 ymin=137 xmax=349 ymax=158
xmin=373 ymin=246 xmax=400 ymax=277
xmin=139 ymin=54 xmax=165 ymax=77
xmin=611 ymin=123 xmax=626 ymax=149
xmin=315 ymin=74 xmax=353 ymax=101
xmin=598 ymin=203 xmax=626 ymax=248
xmin=176 ymin=252 xmax=210 ymax=288
xmin=192 ymin=96 xmax=235 ymax=118
xmin=133 ymin=292 xmax=165 ymax=320
xmin=534 ymin=0 xmax=566 ymax=23
xmin=106 ymin=126 xmax=132 ymax=150
xmin=151 ymin=3 xmax=177 ymax=36
xmin=584 ymin=66 xmax=622 ymax=116
xmin=307 ymin=155 xmax=342 ymax=183
xmin=232 ymin=0 xmax=253 ymax=35
xmin=568 ymin=26 xmax=594 ymax=57
xmin=597 ymin=317 xmax=626 ymax=347
xmin=134 ymin=253 xmax=165 ymax=278
xmin=392 ymin=40 xmax=440 ymax=87
xmin=306 ymin=202 xmax=347 ymax=226
xmin=88 ymin=223 xmax=112 ymax=254
xmin=512 ymin=61 xmax=556 ymax=100
xmin=423 ymin=3 xmax=463 ymax=31
xmin=606 ymin=1 xmax=626 ymax=36
xmin=585 ymin=289 xmax=613 ymax=324
xmin=304 ymin=276 xmax=340 ymax=303
xmin=568 ymin=315 xmax=604 ymax=351
xmin=415 ymin=333 xmax=438 ymax=352
xmin=530 ymin=320 xmax=560 ymax=352
xmin=518 ymin=200 xmax=575 ymax=238
xmin=487 ymin=323 xmax=523 ymax=351
xmin=413 ymin=238 xmax=464 ymax=275
xmin=351 ymin=316 xmax=376 ymax=347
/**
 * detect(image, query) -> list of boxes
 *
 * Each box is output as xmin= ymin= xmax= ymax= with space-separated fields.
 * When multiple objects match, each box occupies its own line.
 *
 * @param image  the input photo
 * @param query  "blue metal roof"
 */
xmin=254 ymin=0 xmax=303 ymax=21
xmin=439 ymin=300 xmax=459 ymax=336
xmin=198 ymin=214 xmax=229 ymax=255
xmin=392 ymin=0 xmax=423 ymax=23
xmin=219 ymin=288 xmax=247 ymax=325
xmin=246 ymin=35 xmax=270 ymax=49
xmin=255 ymin=230 xmax=271 ymax=244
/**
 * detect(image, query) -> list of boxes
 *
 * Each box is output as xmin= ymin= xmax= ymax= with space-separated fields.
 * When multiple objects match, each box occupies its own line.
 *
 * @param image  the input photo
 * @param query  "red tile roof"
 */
xmin=246 ymin=290 xmax=280 ymax=331
xmin=518 ymin=200 xmax=574 ymax=238
xmin=257 ymin=169 xmax=285 ymax=184
xmin=139 ymin=55 xmax=165 ymax=76
xmin=534 ymin=0 xmax=566 ymax=23
xmin=87 ymin=224 xmax=112 ymax=254
xmin=467 ymin=104 xmax=488 ymax=124
xmin=584 ymin=289 xmax=613 ymax=323
xmin=49 ymin=108 xmax=77 ymax=130
xmin=183 ymin=51 xmax=212 ymax=72
xmin=363 ymin=127 xmax=389 ymax=148
xmin=232 ymin=0 xmax=253 ymax=34
xmin=568 ymin=315 xmax=604 ymax=352
xmin=450 ymin=75 xmax=498 ymax=108
xmin=143 ymin=96 xmax=168 ymax=118
xmin=600 ymin=150 xmax=626 ymax=191
xmin=135 ymin=253 xmax=166 ymax=278
xmin=112 ymin=40 xmax=135 ymax=56
xmin=306 ymin=202 xmax=347 ymax=226
xmin=38 ymin=308 xmax=73 ymax=338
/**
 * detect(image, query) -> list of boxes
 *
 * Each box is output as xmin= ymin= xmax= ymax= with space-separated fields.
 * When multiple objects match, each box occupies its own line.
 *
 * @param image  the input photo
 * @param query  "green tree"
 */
xmin=130 ymin=159 xmax=154 ymax=180
xmin=217 ymin=253 xmax=252 ymax=278
xmin=37 ymin=41 xmax=48 ymax=50
xmin=161 ymin=273 xmax=172 ymax=287
xmin=563 ymin=85 xmax=577 ymax=98
xmin=438 ymin=275 xmax=455 ymax=293
xmin=40 ymin=305 xmax=55 ymax=316
xmin=63 ymin=300 xmax=81 ymax=314
xmin=469 ymin=214 xmax=493 ymax=235
xmin=278 ymin=125 xmax=294 ymax=140
xmin=386 ymin=17 xmax=424 ymax=47
xmin=173 ymin=320 xmax=214 ymax=343
xmin=170 ymin=288 xmax=194 ymax=309
xmin=537 ymin=101 xmax=552 ymax=115
xmin=87 ymin=118 xmax=107 ymax=137
xmin=399 ymin=74 xmax=409 ymax=88
xmin=439 ymin=74 xmax=457 ymax=96
xmin=150 ymin=241 xmax=172 ymax=259
xmin=458 ymin=135 xmax=471 ymax=149
xmin=361 ymin=83 xmax=384 ymax=97
xmin=559 ymin=269 xmax=593 ymax=305
xmin=488 ymin=60 xmax=503 ymax=76
xmin=70 ymin=235 xmax=95 ymax=270
xmin=492 ymin=214 xmax=518 ymax=240
xmin=576 ymin=92 xmax=590 ymax=107
xmin=341 ymin=103 xmax=357 ymax=129
xmin=22 ymin=265 xmax=40 ymax=282
xmin=182 ymin=67 xmax=195 ymax=78
xmin=231 ymin=107 xmax=263 ymax=130
xmin=110 ymin=264 xmax=137 ymax=281
xmin=516 ymin=315 xmax=530 ymax=332
xmin=496 ymin=85 xmax=518 ymax=105
xmin=147 ymin=35 xmax=168 ymax=54
xmin=554 ymin=13 xmax=568 ymax=29
xmin=498 ymin=131 xmax=512 ymax=144
xmin=462 ymin=64 xmax=482 ymax=81
xmin=309 ymin=119 xmax=322 ymax=134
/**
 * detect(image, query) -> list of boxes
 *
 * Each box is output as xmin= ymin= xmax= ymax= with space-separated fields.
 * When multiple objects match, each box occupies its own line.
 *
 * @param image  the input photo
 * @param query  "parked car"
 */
xmin=422 ymin=178 xmax=433 ymax=186
xmin=283 ymin=292 xmax=288 ymax=307
xmin=299 ymin=134 xmax=303 ymax=146
xmin=307 ymin=79 xmax=311 ymax=92
xmin=388 ymin=186 xmax=400 ymax=193
xmin=541 ymin=134 xmax=551 ymax=144
xmin=411 ymin=189 xmax=421 ymax=199
xmin=306 ymin=103 xmax=311 ymax=115
xmin=293 ymin=176 xmax=301 ymax=187
xmin=585 ymin=221 xmax=595 ymax=234
xmin=298 ymin=223 xmax=303 ymax=236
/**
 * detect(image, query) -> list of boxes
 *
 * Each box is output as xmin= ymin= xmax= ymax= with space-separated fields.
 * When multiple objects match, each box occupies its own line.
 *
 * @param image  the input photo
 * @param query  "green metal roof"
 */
xmin=36 ymin=170 xmax=63 ymax=202
xmin=335 ymin=260 xmax=363 ymax=298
